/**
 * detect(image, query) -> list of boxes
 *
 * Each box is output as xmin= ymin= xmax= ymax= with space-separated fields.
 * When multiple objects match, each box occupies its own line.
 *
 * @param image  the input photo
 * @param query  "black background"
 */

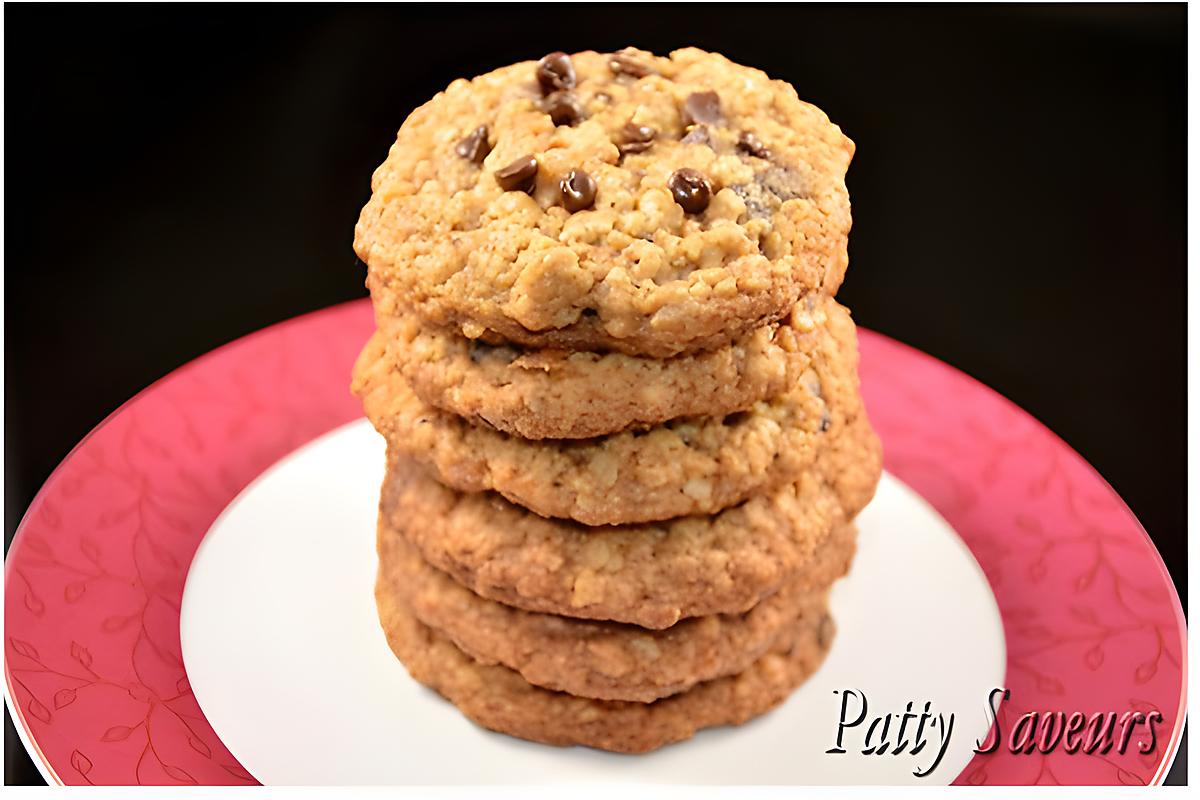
xmin=4 ymin=3 xmax=1185 ymax=786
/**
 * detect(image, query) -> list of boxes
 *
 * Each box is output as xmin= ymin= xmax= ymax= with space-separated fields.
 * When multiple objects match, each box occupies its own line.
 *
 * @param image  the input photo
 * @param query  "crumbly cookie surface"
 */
xmin=378 ymin=515 xmax=854 ymax=702
xmin=379 ymin=412 xmax=880 ymax=629
xmin=355 ymin=296 xmax=862 ymax=525
xmin=375 ymin=581 xmax=832 ymax=753
xmin=382 ymin=294 xmax=847 ymax=440
xmin=355 ymin=47 xmax=853 ymax=357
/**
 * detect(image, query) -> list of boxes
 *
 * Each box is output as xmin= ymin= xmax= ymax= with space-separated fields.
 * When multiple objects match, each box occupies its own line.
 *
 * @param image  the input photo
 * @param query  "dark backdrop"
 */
xmin=4 ymin=3 xmax=1185 ymax=785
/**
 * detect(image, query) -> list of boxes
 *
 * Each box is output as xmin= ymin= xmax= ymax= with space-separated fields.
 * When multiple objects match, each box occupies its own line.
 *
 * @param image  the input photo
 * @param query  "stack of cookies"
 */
xmin=351 ymin=47 xmax=881 ymax=753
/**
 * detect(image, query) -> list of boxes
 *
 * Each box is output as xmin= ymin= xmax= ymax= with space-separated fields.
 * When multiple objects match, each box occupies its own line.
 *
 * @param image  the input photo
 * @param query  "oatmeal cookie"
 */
xmin=378 ymin=412 xmax=880 ymax=629
xmin=355 ymin=47 xmax=853 ymax=358
xmin=354 ymin=298 xmax=863 ymax=525
xmin=383 ymin=294 xmax=848 ymax=440
xmin=378 ymin=515 xmax=854 ymax=702
xmin=375 ymin=584 xmax=832 ymax=753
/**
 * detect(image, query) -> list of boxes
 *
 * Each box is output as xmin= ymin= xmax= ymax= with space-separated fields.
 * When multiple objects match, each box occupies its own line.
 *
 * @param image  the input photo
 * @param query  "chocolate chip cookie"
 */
xmin=378 ymin=514 xmax=855 ymax=702
xmin=379 ymin=411 xmax=880 ymax=629
xmin=375 ymin=582 xmax=832 ymax=753
xmin=355 ymin=47 xmax=853 ymax=358
xmin=355 ymin=297 xmax=863 ymax=525
xmin=382 ymin=294 xmax=847 ymax=441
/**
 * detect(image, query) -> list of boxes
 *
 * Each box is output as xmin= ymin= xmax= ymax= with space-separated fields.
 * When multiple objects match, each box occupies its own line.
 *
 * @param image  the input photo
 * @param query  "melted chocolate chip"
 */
xmin=455 ymin=125 xmax=492 ymax=164
xmin=681 ymin=91 xmax=722 ymax=126
xmin=731 ymin=183 xmax=771 ymax=219
xmin=668 ymin=168 xmax=712 ymax=214
xmin=495 ymin=155 xmax=538 ymax=194
xmin=681 ymin=124 xmax=712 ymax=147
xmin=536 ymin=51 xmax=576 ymax=95
xmin=730 ymin=166 xmax=810 ymax=219
xmin=737 ymin=131 xmax=771 ymax=159
xmin=618 ymin=121 xmax=656 ymax=154
xmin=559 ymin=169 xmax=597 ymax=212
xmin=760 ymin=166 xmax=808 ymax=201
xmin=541 ymin=91 xmax=583 ymax=126
xmin=608 ymin=52 xmax=654 ymax=78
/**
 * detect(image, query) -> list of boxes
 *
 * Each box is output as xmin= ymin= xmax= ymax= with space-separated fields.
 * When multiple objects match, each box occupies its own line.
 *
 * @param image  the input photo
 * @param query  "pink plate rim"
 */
xmin=4 ymin=299 xmax=1186 ymax=785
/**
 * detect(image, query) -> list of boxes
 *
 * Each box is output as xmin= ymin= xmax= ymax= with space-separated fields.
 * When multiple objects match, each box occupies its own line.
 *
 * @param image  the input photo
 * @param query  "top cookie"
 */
xmin=355 ymin=47 xmax=854 ymax=357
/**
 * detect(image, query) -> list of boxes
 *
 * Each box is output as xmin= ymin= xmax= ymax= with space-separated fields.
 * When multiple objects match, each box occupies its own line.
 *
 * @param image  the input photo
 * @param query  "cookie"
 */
xmin=355 ymin=47 xmax=853 ymax=358
xmin=378 ymin=513 xmax=855 ymax=702
xmin=379 ymin=412 xmax=881 ymax=629
xmin=382 ymin=294 xmax=847 ymax=441
xmin=354 ymin=300 xmax=863 ymax=526
xmin=375 ymin=582 xmax=833 ymax=753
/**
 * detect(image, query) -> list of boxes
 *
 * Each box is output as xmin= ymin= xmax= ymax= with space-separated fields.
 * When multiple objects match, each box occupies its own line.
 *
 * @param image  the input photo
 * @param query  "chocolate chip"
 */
xmin=722 ymin=411 xmax=750 ymax=426
xmin=536 ymin=51 xmax=576 ymax=95
xmin=559 ymin=169 xmax=597 ymax=212
xmin=541 ymin=91 xmax=583 ymax=126
xmin=495 ymin=155 xmax=538 ymax=194
xmin=667 ymin=168 xmax=712 ymax=214
xmin=737 ymin=131 xmax=771 ymax=159
xmin=681 ymin=91 xmax=722 ymax=126
xmin=455 ymin=125 xmax=492 ymax=164
xmin=618 ymin=121 xmax=656 ymax=154
xmin=608 ymin=52 xmax=654 ymax=78
xmin=681 ymin=124 xmax=712 ymax=147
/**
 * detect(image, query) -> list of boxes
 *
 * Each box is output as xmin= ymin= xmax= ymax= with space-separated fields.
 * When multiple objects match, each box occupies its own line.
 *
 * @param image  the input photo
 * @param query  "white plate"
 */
xmin=180 ymin=420 xmax=1006 ymax=785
